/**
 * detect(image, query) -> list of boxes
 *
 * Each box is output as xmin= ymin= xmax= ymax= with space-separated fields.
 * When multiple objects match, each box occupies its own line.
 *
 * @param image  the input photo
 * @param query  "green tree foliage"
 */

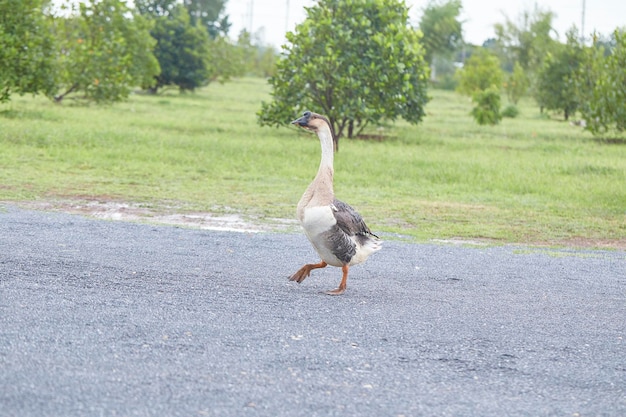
xmin=494 ymin=7 xmax=558 ymax=72
xmin=576 ymin=30 xmax=626 ymax=135
xmin=138 ymin=1 xmax=238 ymax=92
xmin=0 ymin=0 xmax=57 ymax=102
xmin=236 ymin=30 xmax=277 ymax=78
xmin=54 ymin=0 xmax=159 ymax=103
xmin=148 ymin=4 xmax=212 ymax=92
xmin=134 ymin=0 xmax=177 ymax=17
xmin=207 ymin=36 xmax=245 ymax=83
xmin=256 ymin=47 xmax=278 ymax=78
xmin=418 ymin=0 xmax=463 ymax=65
xmin=471 ymin=87 xmax=502 ymax=125
xmin=136 ymin=0 xmax=229 ymax=37
xmin=182 ymin=0 xmax=230 ymax=38
xmin=505 ymin=61 xmax=528 ymax=104
xmin=456 ymin=49 xmax=504 ymax=126
xmin=258 ymin=0 xmax=430 ymax=146
xmin=591 ymin=32 xmax=618 ymax=56
xmin=535 ymin=29 xmax=584 ymax=120
xmin=456 ymin=48 xmax=503 ymax=96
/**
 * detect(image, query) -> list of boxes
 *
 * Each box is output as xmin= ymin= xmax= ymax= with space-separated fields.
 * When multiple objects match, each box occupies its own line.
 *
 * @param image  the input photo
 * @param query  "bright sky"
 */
xmin=226 ymin=0 xmax=626 ymax=47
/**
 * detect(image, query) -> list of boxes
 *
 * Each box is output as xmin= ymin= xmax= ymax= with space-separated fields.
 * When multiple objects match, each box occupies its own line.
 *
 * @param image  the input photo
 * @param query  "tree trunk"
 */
xmin=332 ymin=119 xmax=344 ymax=153
xmin=54 ymin=83 xmax=79 ymax=103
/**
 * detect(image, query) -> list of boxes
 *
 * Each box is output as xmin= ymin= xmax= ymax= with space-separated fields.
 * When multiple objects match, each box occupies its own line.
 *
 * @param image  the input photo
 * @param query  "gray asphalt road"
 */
xmin=1 ymin=205 xmax=625 ymax=417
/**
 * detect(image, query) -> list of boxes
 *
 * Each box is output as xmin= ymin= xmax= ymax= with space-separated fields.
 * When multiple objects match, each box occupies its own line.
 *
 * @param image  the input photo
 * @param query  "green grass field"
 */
xmin=1 ymin=77 xmax=624 ymax=248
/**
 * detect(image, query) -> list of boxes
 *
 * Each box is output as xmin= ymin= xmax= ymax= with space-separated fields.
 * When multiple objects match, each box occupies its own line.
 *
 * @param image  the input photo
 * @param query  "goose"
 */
xmin=289 ymin=111 xmax=381 ymax=295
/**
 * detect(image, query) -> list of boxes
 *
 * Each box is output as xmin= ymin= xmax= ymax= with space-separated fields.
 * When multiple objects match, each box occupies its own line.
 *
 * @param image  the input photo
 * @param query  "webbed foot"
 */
xmin=289 ymin=261 xmax=327 ymax=283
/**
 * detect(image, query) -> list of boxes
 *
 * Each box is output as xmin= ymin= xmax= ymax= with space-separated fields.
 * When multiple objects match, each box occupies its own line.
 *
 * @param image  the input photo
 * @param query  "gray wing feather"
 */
xmin=331 ymin=199 xmax=378 ymax=238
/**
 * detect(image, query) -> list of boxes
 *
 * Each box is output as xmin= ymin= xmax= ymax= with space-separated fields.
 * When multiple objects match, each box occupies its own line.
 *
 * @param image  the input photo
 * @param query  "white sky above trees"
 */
xmin=226 ymin=0 xmax=626 ymax=47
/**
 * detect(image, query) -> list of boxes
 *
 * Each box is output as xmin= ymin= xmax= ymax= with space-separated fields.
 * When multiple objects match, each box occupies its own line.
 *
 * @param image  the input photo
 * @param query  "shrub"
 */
xmin=471 ymin=87 xmax=502 ymax=125
xmin=502 ymin=105 xmax=519 ymax=118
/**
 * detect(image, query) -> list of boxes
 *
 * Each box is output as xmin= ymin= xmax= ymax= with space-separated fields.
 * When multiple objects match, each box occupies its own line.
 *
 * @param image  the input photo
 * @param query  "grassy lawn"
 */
xmin=1 ymin=77 xmax=624 ymax=248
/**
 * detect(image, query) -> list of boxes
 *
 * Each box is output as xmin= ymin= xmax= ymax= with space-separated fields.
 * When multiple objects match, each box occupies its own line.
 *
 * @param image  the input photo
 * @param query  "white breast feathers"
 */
xmin=301 ymin=205 xmax=337 ymax=237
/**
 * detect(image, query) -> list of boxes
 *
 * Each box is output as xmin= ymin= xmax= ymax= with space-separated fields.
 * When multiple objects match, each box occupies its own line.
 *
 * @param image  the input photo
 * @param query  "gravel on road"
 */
xmin=1 ymin=205 xmax=624 ymax=416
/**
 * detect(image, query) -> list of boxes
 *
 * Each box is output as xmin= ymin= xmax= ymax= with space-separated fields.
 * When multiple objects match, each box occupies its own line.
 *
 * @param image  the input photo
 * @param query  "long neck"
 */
xmin=316 ymin=124 xmax=335 ymax=174
xmin=297 ymin=123 xmax=335 ymax=217
xmin=308 ymin=124 xmax=335 ymax=201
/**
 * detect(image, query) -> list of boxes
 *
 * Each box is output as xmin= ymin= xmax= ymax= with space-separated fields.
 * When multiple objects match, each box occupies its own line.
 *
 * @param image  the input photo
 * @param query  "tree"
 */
xmin=494 ymin=6 xmax=558 ymax=72
xmin=258 ymin=0 xmax=430 ymax=148
xmin=137 ymin=1 xmax=239 ymax=93
xmin=456 ymin=48 xmax=503 ymax=97
xmin=147 ymin=4 xmax=212 ymax=92
xmin=53 ymin=0 xmax=159 ymax=103
xmin=136 ymin=0 xmax=230 ymax=37
xmin=505 ymin=61 xmax=528 ymax=104
xmin=236 ymin=30 xmax=278 ymax=78
xmin=207 ymin=36 xmax=245 ymax=83
xmin=0 ymin=0 xmax=57 ymax=102
xmin=535 ymin=29 xmax=584 ymax=120
xmin=418 ymin=0 xmax=463 ymax=80
xmin=182 ymin=0 xmax=230 ymax=38
xmin=134 ymin=0 xmax=177 ymax=16
xmin=576 ymin=29 xmax=626 ymax=135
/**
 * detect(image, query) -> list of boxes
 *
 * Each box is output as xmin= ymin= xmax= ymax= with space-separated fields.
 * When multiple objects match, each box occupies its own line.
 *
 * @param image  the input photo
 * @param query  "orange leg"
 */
xmin=325 ymin=265 xmax=349 ymax=296
xmin=289 ymin=261 xmax=327 ymax=283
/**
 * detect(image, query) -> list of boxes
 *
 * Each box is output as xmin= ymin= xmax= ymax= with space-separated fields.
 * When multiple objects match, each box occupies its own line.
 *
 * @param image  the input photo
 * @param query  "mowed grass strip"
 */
xmin=1 ymin=77 xmax=624 ymax=248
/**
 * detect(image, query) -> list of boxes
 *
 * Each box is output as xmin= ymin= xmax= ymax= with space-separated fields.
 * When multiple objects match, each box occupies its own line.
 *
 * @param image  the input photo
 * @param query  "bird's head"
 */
xmin=291 ymin=110 xmax=331 ymax=133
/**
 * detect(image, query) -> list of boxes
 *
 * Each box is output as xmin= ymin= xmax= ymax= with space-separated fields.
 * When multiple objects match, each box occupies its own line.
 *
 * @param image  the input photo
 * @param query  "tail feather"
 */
xmin=366 ymin=236 xmax=382 ymax=253
xmin=351 ymin=234 xmax=382 ymax=266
